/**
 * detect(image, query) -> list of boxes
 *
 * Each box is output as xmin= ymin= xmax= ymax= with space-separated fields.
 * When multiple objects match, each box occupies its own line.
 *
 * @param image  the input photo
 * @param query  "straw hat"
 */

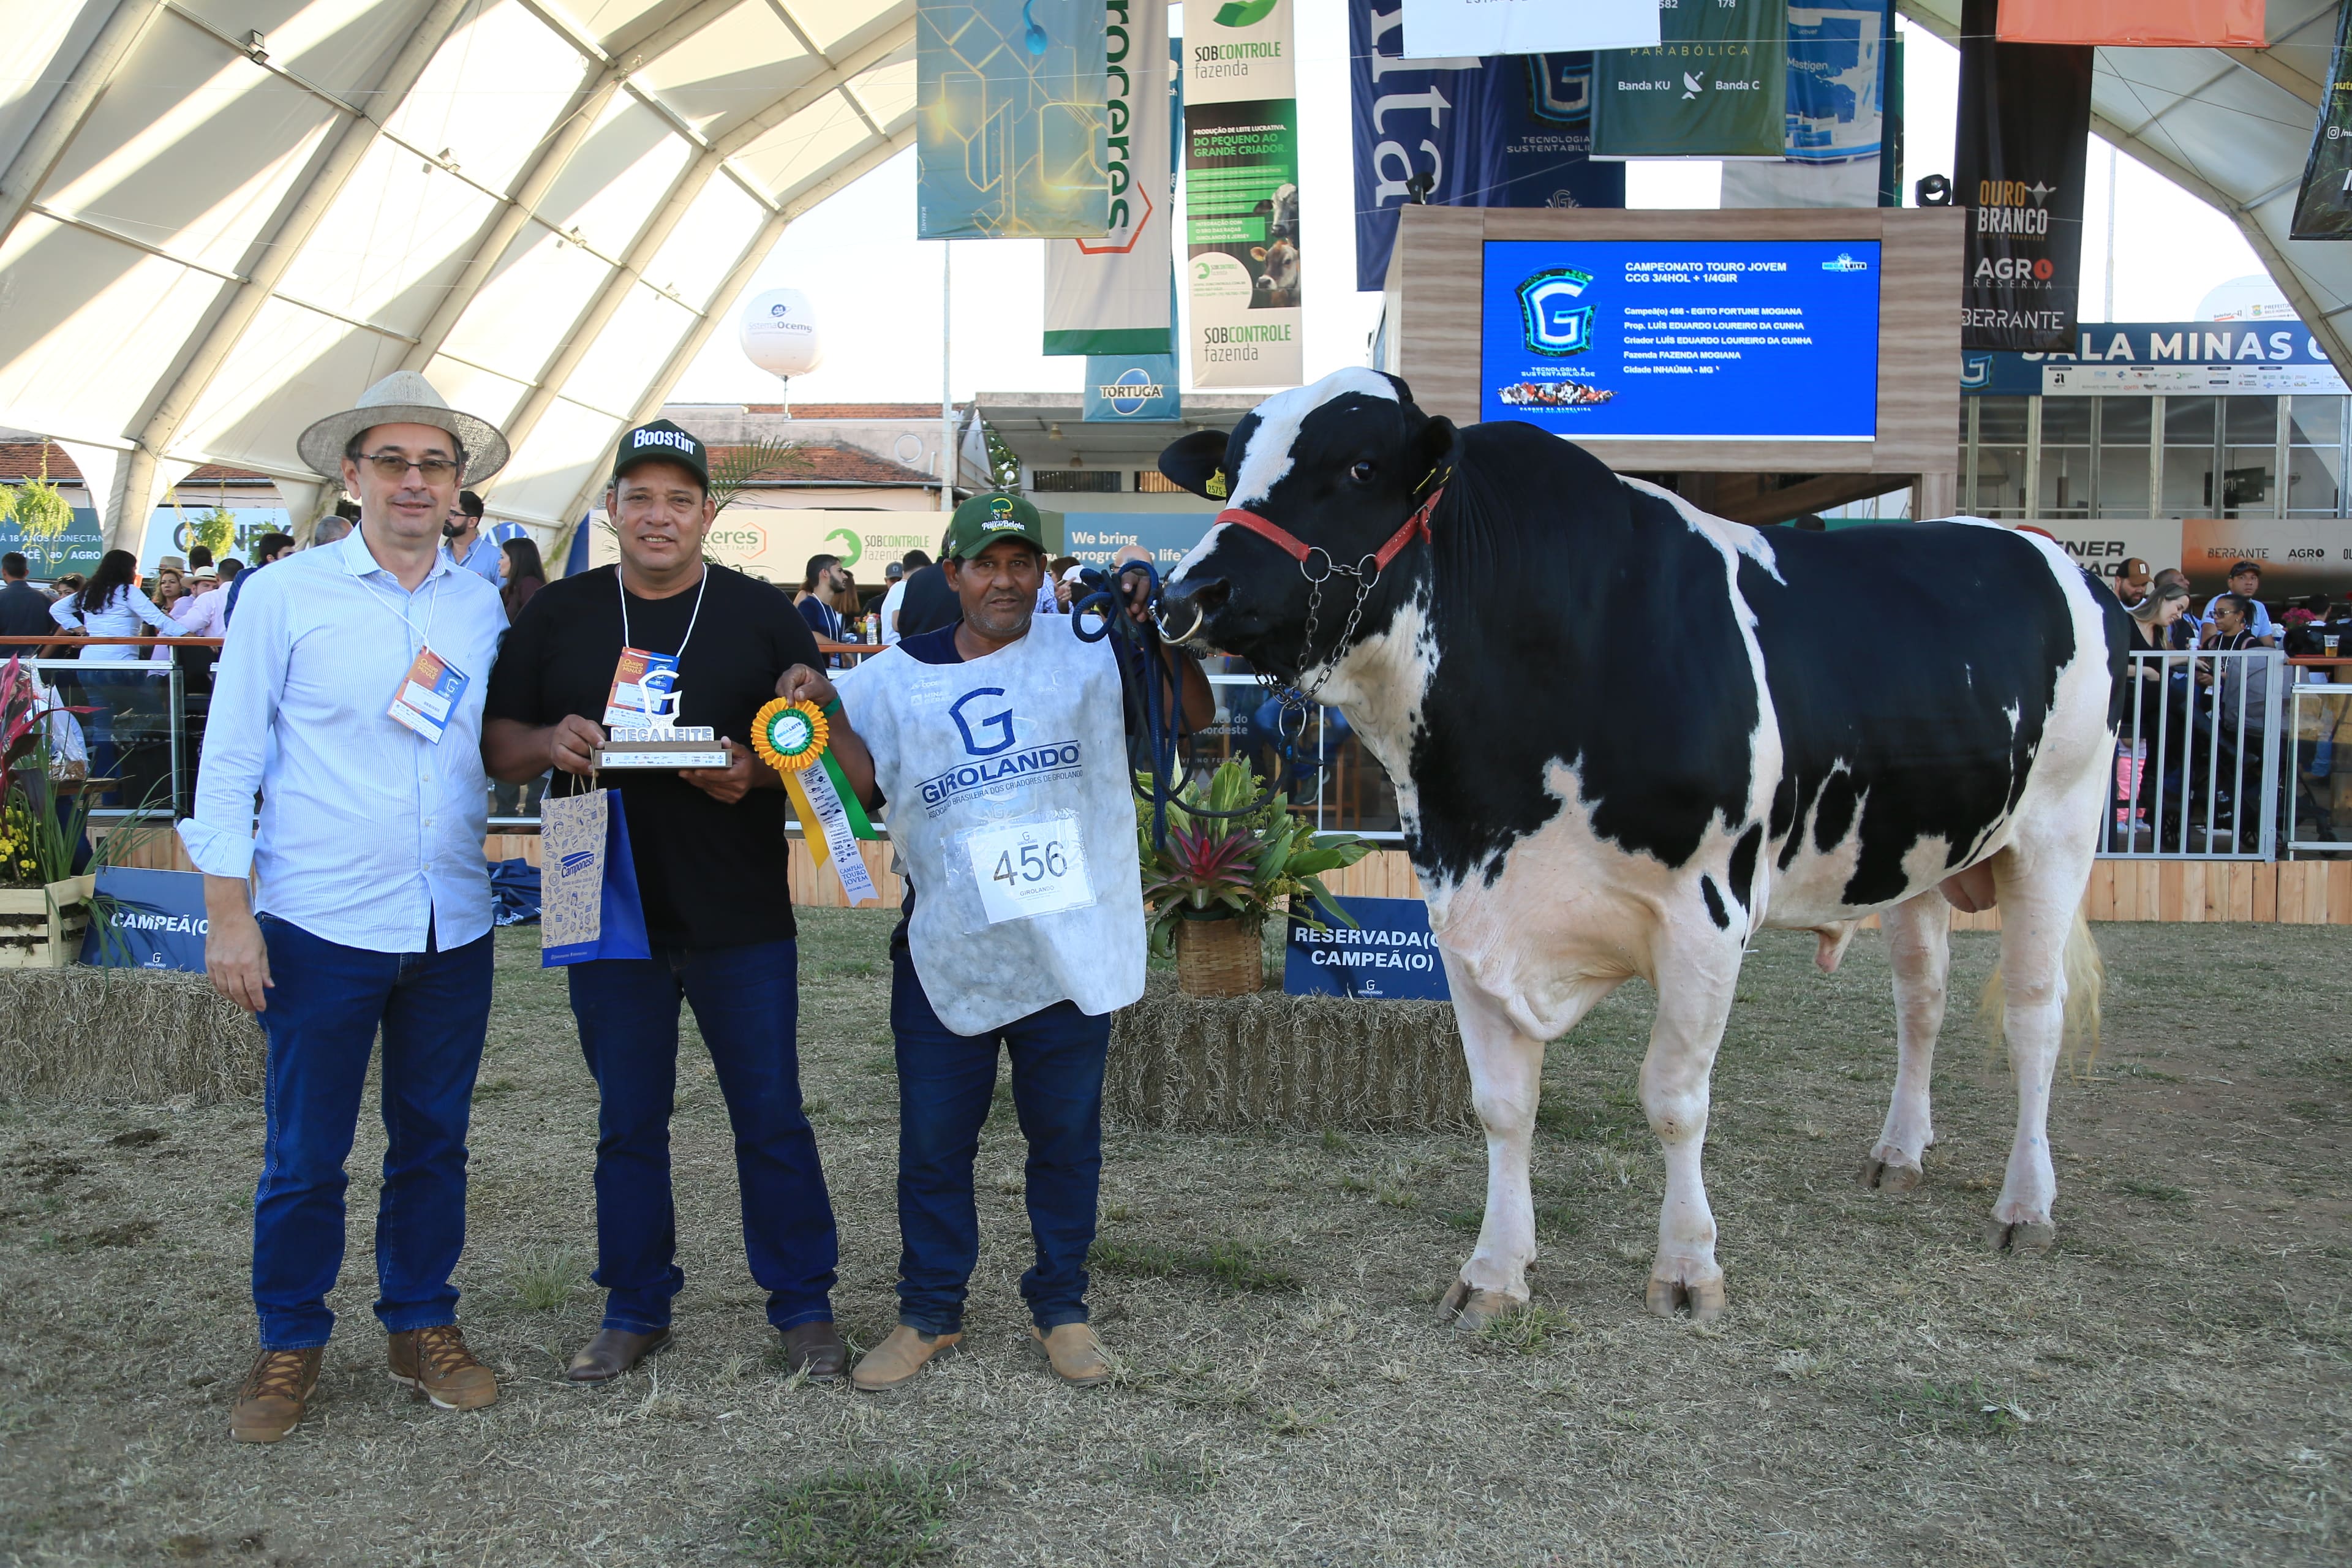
xmin=295 ymin=370 xmax=510 ymax=483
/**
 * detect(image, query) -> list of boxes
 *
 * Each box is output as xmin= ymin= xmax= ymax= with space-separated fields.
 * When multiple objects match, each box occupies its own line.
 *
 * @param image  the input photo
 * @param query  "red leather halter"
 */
xmin=1212 ymin=483 xmax=1446 ymax=578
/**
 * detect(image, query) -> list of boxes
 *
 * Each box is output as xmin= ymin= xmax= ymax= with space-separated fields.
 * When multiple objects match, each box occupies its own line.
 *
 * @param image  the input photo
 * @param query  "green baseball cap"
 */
xmin=611 ymin=418 xmax=709 ymax=491
xmin=945 ymin=491 xmax=1047 ymax=560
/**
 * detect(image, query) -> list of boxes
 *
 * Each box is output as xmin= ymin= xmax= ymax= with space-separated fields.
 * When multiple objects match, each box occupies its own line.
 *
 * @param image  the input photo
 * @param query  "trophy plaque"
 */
xmin=594 ymin=684 xmax=731 ymax=770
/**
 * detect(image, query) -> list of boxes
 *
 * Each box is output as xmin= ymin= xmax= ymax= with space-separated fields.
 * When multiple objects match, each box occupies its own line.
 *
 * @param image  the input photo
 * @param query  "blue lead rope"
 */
xmin=1071 ymin=561 xmax=1300 ymax=851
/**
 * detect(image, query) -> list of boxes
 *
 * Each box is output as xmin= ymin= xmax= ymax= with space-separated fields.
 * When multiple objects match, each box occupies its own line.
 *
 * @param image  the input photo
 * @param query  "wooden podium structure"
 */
xmin=1379 ymin=206 xmax=1966 ymax=525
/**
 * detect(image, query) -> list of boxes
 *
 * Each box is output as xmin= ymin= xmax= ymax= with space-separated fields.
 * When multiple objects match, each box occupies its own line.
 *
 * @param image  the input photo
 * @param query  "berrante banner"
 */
xmin=1591 ymin=0 xmax=1787 ymax=161
xmin=917 ymin=0 xmax=1109 ymax=239
xmin=1184 ymin=0 xmax=1302 ymax=388
xmin=1954 ymin=0 xmax=2092 ymax=351
xmin=1349 ymin=2 xmax=1624 ymax=293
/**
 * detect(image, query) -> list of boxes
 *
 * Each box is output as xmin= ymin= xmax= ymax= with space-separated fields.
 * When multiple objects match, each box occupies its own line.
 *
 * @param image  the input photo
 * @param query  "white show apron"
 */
xmin=839 ymin=616 xmax=1145 ymax=1035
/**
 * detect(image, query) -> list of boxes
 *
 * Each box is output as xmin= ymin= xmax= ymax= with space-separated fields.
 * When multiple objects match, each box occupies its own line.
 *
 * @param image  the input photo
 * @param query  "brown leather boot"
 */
xmin=1029 ymin=1323 xmax=1111 ymax=1387
xmin=778 ymin=1321 xmax=846 ymax=1381
xmin=230 ymin=1347 xmax=322 ymax=1444
xmin=850 ymin=1325 xmax=960 ymax=1392
xmin=567 ymin=1326 xmax=672 ymax=1384
xmin=387 ymin=1325 xmax=497 ymax=1411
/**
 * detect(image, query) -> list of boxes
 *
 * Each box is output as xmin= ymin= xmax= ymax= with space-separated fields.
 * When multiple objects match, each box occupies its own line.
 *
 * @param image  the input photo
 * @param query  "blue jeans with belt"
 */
xmin=251 ymin=916 xmax=492 ymax=1350
xmin=890 ymin=949 xmax=1110 ymax=1335
xmin=566 ymin=939 xmax=839 ymax=1333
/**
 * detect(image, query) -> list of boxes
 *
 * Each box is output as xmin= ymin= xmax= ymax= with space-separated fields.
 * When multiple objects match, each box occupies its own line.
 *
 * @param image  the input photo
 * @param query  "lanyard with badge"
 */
xmin=374 ymin=571 xmax=465 ymax=744
xmin=603 ymin=568 xmax=708 ymax=727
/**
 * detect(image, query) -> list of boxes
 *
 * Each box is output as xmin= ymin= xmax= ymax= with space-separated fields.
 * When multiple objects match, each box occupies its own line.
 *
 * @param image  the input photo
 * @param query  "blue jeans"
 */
xmin=891 ymin=951 xmax=1110 ymax=1335
xmin=252 ymin=916 xmax=492 ymax=1350
xmin=567 ymin=940 xmax=838 ymax=1333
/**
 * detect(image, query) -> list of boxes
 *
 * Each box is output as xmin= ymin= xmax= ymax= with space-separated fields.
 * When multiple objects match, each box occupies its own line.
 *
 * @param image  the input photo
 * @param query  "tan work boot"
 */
xmin=850 ymin=1325 xmax=961 ymax=1392
xmin=387 ymin=1325 xmax=498 ymax=1411
xmin=230 ymin=1347 xmax=323 ymax=1444
xmin=1029 ymin=1323 xmax=1110 ymax=1387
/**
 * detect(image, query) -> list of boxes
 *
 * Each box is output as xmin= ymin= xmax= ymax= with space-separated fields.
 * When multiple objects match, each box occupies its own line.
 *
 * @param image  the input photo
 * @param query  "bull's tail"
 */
xmin=1978 ymin=905 xmax=2104 ymax=1070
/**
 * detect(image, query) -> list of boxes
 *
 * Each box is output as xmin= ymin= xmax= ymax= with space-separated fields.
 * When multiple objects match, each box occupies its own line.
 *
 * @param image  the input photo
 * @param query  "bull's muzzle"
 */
xmin=1156 ymin=573 xmax=1229 ymax=646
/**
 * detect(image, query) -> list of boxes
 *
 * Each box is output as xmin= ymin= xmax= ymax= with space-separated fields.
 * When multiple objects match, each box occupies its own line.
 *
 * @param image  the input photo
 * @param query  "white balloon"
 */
xmin=739 ymin=288 xmax=823 ymax=378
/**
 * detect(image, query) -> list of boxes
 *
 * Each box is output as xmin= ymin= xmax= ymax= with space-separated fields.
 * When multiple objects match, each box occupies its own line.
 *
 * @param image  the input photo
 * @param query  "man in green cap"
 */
xmin=774 ymin=492 xmax=1210 ymax=1392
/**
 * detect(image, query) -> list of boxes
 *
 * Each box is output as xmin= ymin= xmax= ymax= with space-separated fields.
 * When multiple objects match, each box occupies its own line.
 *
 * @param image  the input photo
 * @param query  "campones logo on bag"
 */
xmin=558 ymin=850 xmax=597 ymax=876
xmin=1096 ymin=367 xmax=1167 ymax=415
xmin=1518 ymin=267 xmax=1596 ymax=358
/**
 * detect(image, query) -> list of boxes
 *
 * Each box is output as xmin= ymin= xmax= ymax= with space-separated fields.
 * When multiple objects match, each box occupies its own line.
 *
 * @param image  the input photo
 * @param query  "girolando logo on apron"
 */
xmin=951 ymin=688 xmax=1017 ymax=755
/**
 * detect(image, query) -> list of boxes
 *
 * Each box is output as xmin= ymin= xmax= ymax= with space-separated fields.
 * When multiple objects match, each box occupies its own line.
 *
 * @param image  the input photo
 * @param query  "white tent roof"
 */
xmin=1901 ymin=1 xmax=2352 ymax=361
xmin=0 ymin=0 xmax=916 ymax=546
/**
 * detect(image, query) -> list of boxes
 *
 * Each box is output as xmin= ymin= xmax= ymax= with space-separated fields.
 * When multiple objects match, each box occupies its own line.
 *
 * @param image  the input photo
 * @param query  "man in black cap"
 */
xmin=481 ymin=418 xmax=847 ymax=1384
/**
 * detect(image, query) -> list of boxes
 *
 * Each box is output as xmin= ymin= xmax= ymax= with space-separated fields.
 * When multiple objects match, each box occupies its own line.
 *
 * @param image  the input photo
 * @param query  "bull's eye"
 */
xmin=1348 ymin=461 xmax=1376 ymax=485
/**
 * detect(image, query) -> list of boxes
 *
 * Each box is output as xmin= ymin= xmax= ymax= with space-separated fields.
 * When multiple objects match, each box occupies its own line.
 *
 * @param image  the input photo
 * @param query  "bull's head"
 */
xmin=1156 ymin=368 xmax=1455 ymax=684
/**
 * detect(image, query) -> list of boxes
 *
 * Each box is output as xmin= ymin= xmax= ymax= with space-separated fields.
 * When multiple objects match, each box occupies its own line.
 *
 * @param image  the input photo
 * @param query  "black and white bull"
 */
xmin=1156 ymin=369 xmax=2128 ymax=1325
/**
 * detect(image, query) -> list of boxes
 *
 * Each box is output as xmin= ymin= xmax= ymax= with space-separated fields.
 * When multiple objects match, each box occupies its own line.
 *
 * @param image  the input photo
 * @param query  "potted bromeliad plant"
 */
xmin=0 ymin=656 xmax=99 ymax=967
xmin=1138 ymin=758 xmax=1373 ymax=998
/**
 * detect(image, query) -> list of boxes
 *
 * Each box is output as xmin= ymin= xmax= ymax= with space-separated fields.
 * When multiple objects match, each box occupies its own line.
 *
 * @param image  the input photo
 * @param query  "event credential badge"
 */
xmin=387 ymin=646 xmax=467 ymax=744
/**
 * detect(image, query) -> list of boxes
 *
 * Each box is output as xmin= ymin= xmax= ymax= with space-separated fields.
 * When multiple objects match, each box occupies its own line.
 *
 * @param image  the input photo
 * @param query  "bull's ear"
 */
xmin=1158 ymin=429 xmax=1232 ymax=502
xmin=1406 ymin=415 xmax=1459 ymax=496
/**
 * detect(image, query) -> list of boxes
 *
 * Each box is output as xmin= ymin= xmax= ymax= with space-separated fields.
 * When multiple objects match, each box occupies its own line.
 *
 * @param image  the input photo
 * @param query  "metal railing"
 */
xmin=2106 ymin=647 xmax=2283 ymax=859
xmin=2286 ymin=657 xmax=2352 ymax=858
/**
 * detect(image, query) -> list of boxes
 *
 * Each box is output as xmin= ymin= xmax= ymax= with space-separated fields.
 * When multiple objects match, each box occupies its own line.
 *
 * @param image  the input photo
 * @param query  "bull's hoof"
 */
xmin=1984 ymin=1218 xmax=2058 ymax=1255
xmin=1857 ymin=1155 xmax=1923 ymax=1194
xmin=1436 ymin=1276 xmax=1520 ymax=1334
xmin=1645 ymin=1273 xmax=1727 ymax=1323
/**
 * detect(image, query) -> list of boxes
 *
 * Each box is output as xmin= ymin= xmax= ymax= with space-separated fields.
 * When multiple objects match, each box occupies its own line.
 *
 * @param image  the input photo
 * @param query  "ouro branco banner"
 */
xmin=1954 ymin=0 xmax=2092 ymax=350
xmin=1183 ymin=0 xmax=1302 ymax=390
xmin=1044 ymin=1 xmax=1174 ymax=354
xmin=917 ymin=0 xmax=1109 ymax=239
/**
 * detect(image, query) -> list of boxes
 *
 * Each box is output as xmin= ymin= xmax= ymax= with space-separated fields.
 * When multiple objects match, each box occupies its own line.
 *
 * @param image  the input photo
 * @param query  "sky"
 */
xmin=668 ymin=6 xmax=2274 ymax=409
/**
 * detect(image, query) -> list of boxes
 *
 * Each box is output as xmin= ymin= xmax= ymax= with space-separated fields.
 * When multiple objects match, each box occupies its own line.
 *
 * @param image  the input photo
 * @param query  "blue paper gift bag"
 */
xmin=539 ymin=788 xmax=650 ymax=967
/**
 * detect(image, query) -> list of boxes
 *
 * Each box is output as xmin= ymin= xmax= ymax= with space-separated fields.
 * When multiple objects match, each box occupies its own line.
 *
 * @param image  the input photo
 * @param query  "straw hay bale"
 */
xmin=1106 ymin=978 xmax=1472 ymax=1133
xmin=0 ymin=968 xmax=262 ymax=1104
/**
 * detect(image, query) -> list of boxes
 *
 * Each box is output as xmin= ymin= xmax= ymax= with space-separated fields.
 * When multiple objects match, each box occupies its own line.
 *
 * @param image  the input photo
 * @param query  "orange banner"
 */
xmin=1996 ymin=0 xmax=2266 ymax=48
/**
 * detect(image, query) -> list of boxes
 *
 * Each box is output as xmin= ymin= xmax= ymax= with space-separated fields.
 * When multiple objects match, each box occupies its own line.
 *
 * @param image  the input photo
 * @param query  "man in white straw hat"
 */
xmin=181 ymin=371 xmax=512 ymax=1444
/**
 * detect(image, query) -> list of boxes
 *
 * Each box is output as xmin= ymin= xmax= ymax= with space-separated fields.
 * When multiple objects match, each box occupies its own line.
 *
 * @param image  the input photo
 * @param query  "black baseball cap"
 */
xmin=611 ymin=418 xmax=709 ymax=491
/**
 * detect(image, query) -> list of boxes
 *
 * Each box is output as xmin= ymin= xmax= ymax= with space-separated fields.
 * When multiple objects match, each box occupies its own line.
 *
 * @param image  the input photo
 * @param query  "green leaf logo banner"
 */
xmin=1214 ymin=0 xmax=1276 ymax=27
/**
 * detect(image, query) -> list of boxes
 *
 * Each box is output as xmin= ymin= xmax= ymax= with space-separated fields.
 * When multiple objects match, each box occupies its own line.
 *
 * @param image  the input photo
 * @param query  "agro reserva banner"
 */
xmin=2025 ymin=518 xmax=2352 ymax=603
xmin=1044 ymin=0 xmax=1174 ymax=355
xmin=1183 ymin=0 xmax=1303 ymax=390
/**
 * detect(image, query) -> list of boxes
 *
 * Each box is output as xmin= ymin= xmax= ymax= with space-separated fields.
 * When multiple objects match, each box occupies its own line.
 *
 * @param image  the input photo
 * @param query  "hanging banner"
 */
xmin=1350 ymin=4 xmax=1626 ymax=292
xmin=1184 ymin=0 xmax=1302 ymax=389
xmin=917 ymin=0 xmax=1110 ymax=239
xmin=1591 ymin=0 xmax=1787 ymax=160
xmin=1721 ymin=0 xmax=1888 ymax=209
xmin=1083 ymin=352 xmax=1180 ymax=420
xmin=2292 ymin=3 xmax=2352 ymax=242
xmin=1044 ymin=1 xmax=1173 ymax=353
xmin=1400 ymin=0 xmax=1657 ymax=58
xmin=1955 ymin=0 xmax=2091 ymax=352
xmin=1996 ymin=0 xmax=2266 ymax=47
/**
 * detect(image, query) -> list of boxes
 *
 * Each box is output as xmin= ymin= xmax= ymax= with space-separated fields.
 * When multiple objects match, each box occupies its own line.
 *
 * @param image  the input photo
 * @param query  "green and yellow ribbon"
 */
xmin=752 ymin=698 xmax=881 ymax=905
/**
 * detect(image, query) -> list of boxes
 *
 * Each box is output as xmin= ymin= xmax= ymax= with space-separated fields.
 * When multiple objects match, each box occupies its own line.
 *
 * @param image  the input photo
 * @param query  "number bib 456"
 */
xmin=959 ymin=814 xmax=1093 ymax=926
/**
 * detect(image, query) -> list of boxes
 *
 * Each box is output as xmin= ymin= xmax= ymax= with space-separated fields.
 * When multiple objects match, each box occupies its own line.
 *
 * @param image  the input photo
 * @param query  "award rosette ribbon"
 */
xmin=752 ymin=698 xmax=882 ymax=905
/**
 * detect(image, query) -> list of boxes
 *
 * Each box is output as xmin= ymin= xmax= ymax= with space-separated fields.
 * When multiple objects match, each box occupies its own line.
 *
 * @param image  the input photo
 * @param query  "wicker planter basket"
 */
xmin=1174 ymin=913 xmax=1264 ymax=997
xmin=0 ymin=874 xmax=93 ymax=969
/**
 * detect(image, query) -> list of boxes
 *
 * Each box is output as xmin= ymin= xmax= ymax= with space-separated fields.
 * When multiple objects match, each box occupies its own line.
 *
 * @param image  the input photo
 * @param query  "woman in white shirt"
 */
xmin=48 ymin=548 xmax=184 ymax=796
xmin=50 ymin=548 xmax=186 ymax=660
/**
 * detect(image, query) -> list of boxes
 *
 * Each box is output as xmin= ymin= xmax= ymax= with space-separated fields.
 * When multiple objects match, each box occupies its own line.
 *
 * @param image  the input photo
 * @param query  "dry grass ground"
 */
xmin=1 ymin=916 xmax=2346 ymax=1567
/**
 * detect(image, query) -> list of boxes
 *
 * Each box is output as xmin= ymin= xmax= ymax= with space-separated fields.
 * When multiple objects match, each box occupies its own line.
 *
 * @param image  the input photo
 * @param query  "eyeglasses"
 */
xmin=358 ymin=452 xmax=459 ymax=481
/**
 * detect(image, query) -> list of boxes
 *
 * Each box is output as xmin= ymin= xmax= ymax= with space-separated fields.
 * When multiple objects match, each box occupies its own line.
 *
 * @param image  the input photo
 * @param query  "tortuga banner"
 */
xmin=916 ymin=0 xmax=1109 ymax=239
xmin=1721 ymin=0 xmax=1890 ymax=210
xmin=1954 ymin=0 xmax=2092 ymax=351
xmin=2293 ymin=2 xmax=2352 ymax=242
xmin=1996 ymin=0 xmax=2266 ymax=47
xmin=1590 ymin=0 xmax=1788 ymax=161
xmin=1399 ymin=0 xmax=1657 ymax=58
xmin=1349 ymin=2 xmax=1625 ymax=292
xmin=1183 ymin=0 xmax=1303 ymax=389
xmin=1044 ymin=1 xmax=1174 ymax=354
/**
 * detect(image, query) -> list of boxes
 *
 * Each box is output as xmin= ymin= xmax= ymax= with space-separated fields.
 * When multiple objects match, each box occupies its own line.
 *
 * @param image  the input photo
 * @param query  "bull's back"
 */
xmin=1740 ymin=520 xmax=2117 ymax=916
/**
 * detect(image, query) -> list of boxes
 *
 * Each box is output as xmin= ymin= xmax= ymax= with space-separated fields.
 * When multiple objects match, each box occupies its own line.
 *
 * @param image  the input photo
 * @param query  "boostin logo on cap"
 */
xmin=633 ymin=427 xmax=698 ymax=454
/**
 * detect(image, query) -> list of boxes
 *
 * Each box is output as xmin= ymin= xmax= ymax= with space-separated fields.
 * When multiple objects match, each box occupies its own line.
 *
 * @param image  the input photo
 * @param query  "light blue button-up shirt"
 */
xmin=178 ymin=531 xmax=507 ymax=954
xmin=443 ymin=532 xmax=502 ymax=585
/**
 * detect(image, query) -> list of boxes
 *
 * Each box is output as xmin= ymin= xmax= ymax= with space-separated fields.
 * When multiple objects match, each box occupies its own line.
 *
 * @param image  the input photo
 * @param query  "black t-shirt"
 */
xmin=894 ymin=564 xmax=960 ymax=639
xmin=0 ymin=580 xmax=53 ymax=638
xmin=484 ymin=564 xmax=822 ymax=949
